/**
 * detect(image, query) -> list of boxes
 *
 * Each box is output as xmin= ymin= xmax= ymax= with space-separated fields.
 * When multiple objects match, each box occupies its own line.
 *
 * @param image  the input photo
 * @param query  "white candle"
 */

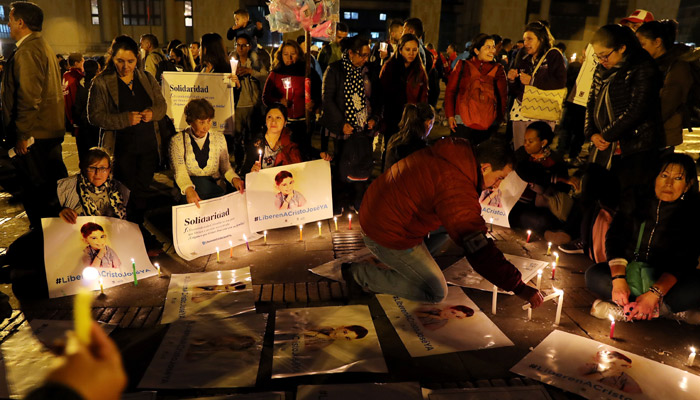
xmin=258 ymin=149 xmax=262 ymax=164
xmin=282 ymin=77 xmax=292 ymax=99
xmin=536 ymin=269 xmax=542 ymax=290
xmin=491 ymin=285 xmax=498 ymax=315
xmin=229 ymin=57 xmax=238 ymax=75
xmin=688 ymin=347 xmax=696 ymax=366
xmin=554 ymin=289 xmax=564 ymax=326
xmin=155 ymin=262 xmax=161 ymax=277
xmin=522 ymin=289 xmax=561 ymax=310
xmin=489 ymin=217 xmax=494 ymax=232
xmin=379 ymin=42 xmax=388 ymax=52
xmin=75 ymin=267 xmax=98 ymax=345
xmin=263 ymin=230 xmax=267 ymax=244
xmin=527 ymin=307 xmax=532 ymax=321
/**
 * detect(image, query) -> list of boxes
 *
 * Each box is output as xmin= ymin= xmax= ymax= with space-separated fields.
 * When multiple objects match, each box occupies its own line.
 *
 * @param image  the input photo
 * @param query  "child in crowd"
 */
xmin=226 ymin=8 xmax=264 ymax=49
xmin=80 ymin=222 xmax=121 ymax=269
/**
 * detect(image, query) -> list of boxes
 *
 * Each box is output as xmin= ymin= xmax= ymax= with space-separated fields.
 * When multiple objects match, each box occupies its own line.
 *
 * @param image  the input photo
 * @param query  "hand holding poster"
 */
xmin=42 ymin=217 xmax=158 ymax=298
xmin=246 ymin=160 xmax=333 ymax=232
xmin=172 ymin=192 xmax=261 ymax=261
xmin=479 ymin=171 xmax=527 ymax=228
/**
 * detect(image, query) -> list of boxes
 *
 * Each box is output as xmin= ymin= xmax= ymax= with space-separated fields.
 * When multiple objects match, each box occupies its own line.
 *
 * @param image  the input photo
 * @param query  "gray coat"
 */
xmin=57 ymin=174 xmax=130 ymax=216
xmin=1 ymin=32 xmax=65 ymax=141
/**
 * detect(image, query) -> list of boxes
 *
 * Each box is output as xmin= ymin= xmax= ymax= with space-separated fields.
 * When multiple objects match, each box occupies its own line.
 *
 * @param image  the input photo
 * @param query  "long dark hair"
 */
xmin=340 ymin=36 xmax=370 ymax=55
xmin=591 ymin=24 xmax=644 ymax=58
xmin=390 ymin=33 xmax=427 ymax=84
xmin=387 ymin=103 xmax=435 ymax=150
xmin=272 ymin=40 xmax=305 ymax=70
xmin=200 ymin=32 xmax=230 ymax=73
xmin=636 ymin=20 xmax=679 ymax=52
xmin=82 ymin=59 xmax=99 ymax=87
xmin=103 ymin=35 xmax=141 ymax=74
xmin=524 ymin=21 xmax=554 ymax=58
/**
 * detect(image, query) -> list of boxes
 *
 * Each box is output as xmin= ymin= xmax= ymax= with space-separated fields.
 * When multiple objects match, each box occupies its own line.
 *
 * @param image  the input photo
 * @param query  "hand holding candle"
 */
xmin=229 ymin=57 xmax=239 ymax=75
xmin=75 ymin=267 xmax=98 ymax=345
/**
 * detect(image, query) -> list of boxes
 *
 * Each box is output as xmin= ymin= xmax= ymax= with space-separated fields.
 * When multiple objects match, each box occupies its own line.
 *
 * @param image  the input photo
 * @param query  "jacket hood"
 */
xmin=429 ymin=137 xmax=482 ymax=189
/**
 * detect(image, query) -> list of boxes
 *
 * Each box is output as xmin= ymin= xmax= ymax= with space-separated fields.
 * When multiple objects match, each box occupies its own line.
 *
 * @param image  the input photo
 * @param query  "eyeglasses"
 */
xmin=86 ymin=166 xmax=110 ymax=174
xmin=236 ymin=43 xmax=250 ymax=48
xmin=593 ymin=49 xmax=615 ymax=62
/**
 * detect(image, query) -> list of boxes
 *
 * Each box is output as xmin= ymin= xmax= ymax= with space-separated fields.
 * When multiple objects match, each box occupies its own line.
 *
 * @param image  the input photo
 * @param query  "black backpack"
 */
xmin=150 ymin=52 xmax=177 ymax=83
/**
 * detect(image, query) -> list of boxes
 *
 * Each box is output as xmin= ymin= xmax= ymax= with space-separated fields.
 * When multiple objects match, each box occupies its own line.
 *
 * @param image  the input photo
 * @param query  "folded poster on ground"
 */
xmin=377 ymin=286 xmax=513 ymax=358
xmin=272 ymin=305 xmax=387 ymax=378
xmin=246 ymin=160 xmax=333 ymax=232
xmin=443 ymin=254 xmax=548 ymax=294
xmin=422 ymin=385 xmax=552 ymax=400
xmin=511 ymin=330 xmax=700 ymax=400
xmin=42 ymin=216 xmax=158 ymax=298
xmin=479 ymin=171 xmax=527 ymax=228
xmin=172 ymin=192 xmax=261 ymax=261
xmin=140 ymin=314 xmax=267 ymax=388
xmin=308 ymin=248 xmax=376 ymax=282
xmin=161 ymin=268 xmax=256 ymax=324
xmin=298 ymin=382 xmax=422 ymax=399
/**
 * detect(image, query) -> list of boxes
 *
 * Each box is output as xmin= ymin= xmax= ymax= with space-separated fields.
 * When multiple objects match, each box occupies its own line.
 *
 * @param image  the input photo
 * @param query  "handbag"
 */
xmin=520 ymin=48 xmax=567 ymax=121
xmin=625 ymin=221 xmax=655 ymax=297
xmin=339 ymin=129 xmax=373 ymax=182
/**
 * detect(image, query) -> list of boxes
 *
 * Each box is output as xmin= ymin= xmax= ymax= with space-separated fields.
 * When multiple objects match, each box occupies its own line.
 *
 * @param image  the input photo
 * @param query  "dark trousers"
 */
xmin=188 ymin=176 xmax=225 ymax=201
xmin=452 ymin=124 xmax=494 ymax=146
xmin=556 ymin=103 xmax=586 ymax=158
xmin=508 ymin=201 xmax=562 ymax=234
xmin=288 ymin=120 xmax=312 ymax=161
xmin=585 ymin=262 xmax=700 ymax=312
xmin=113 ymin=145 xmax=158 ymax=226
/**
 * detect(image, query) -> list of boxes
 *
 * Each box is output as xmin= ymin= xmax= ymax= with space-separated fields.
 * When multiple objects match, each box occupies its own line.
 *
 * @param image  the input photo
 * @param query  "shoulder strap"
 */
xmin=634 ymin=221 xmax=646 ymax=254
xmin=531 ymin=47 xmax=562 ymax=83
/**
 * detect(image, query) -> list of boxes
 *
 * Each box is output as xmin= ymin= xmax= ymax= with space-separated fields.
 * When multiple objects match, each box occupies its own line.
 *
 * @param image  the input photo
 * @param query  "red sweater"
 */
xmin=444 ymin=58 xmax=507 ymax=126
xmin=62 ymin=67 xmax=83 ymax=126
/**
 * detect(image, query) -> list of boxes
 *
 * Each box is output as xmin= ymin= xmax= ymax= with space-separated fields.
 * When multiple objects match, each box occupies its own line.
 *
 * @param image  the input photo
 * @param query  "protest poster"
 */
xmin=272 ymin=305 xmax=387 ymax=378
xmin=443 ymin=254 xmax=548 ymax=294
xmin=161 ymin=268 xmax=256 ymax=324
xmin=298 ymin=382 xmax=422 ymax=400
xmin=308 ymin=248 xmax=376 ymax=282
xmin=162 ymin=71 xmax=235 ymax=135
xmin=139 ymin=314 xmax=267 ymax=389
xmin=246 ymin=160 xmax=333 ymax=232
xmin=573 ymin=45 xmax=597 ymax=107
xmin=511 ymin=330 xmax=700 ymax=400
xmin=479 ymin=171 xmax=527 ymax=228
xmin=422 ymin=385 xmax=552 ymax=400
xmin=172 ymin=192 xmax=261 ymax=261
xmin=377 ymin=286 xmax=513 ymax=358
xmin=42 ymin=216 xmax=158 ymax=298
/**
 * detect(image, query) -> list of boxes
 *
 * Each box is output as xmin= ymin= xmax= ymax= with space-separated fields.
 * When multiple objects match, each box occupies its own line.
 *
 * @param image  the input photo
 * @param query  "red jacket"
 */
xmin=359 ymin=137 xmax=523 ymax=291
xmin=262 ymin=63 xmax=322 ymax=120
xmin=62 ymin=67 xmax=83 ymax=126
xmin=445 ymin=58 xmax=507 ymax=125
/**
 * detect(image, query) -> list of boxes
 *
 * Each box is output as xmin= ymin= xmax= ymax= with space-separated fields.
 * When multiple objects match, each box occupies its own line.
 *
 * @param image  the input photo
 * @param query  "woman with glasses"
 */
xmin=507 ymin=21 xmax=566 ymax=148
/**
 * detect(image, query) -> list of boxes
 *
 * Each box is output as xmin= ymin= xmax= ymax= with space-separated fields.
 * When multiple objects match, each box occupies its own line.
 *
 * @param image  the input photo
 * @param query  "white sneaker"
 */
xmin=590 ymin=299 xmax=625 ymax=321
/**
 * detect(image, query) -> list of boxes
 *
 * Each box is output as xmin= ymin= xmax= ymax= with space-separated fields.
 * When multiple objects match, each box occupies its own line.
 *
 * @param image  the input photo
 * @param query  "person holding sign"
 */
xmin=169 ymin=99 xmax=244 ymax=208
xmin=343 ymin=138 xmax=544 ymax=308
xmin=241 ymin=104 xmax=303 ymax=174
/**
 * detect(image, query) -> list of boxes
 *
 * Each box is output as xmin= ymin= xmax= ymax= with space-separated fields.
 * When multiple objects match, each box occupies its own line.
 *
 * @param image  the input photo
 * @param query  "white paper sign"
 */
xmin=42 ymin=216 xmax=158 ymax=298
xmin=443 ymin=254 xmax=549 ymax=294
xmin=139 ymin=314 xmax=267 ymax=389
xmin=162 ymin=71 xmax=235 ymax=135
xmin=511 ymin=330 xmax=700 ymax=400
xmin=246 ymin=160 xmax=333 ymax=232
xmin=573 ymin=44 xmax=597 ymax=107
xmin=377 ymin=286 xmax=514 ymax=357
xmin=272 ymin=305 xmax=387 ymax=378
xmin=161 ymin=268 xmax=256 ymax=324
xmin=298 ymin=382 xmax=422 ymax=399
xmin=480 ymin=172 xmax=527 ymax=228
xmin=172 ymin=192 xmax=261 ymax=261
xmin=422 ymin=385 xmax=553 ymax=400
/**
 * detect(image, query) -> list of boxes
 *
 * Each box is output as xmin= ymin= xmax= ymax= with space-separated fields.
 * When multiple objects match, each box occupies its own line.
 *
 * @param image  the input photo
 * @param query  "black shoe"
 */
xmin=558 ymin=239 xmax=584 ymax=254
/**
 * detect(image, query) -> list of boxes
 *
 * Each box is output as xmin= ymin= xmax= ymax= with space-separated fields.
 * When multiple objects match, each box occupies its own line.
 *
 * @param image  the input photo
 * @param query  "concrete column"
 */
xmin=598 ymin=0 xmax=611 ymax=26
xmin=480 ymin=0 xmax=528 ymax=44
xmin=539 ymin=0 xmax=551 ymax=21
xmin=410 ymin=0 xmax=441 ymax=48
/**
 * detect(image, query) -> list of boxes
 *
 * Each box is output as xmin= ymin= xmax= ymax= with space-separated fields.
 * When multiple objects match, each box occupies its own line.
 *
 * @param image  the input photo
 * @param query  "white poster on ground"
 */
xmin=443 ymin=254 xmax=549 ymax=294
xmin=172 ymin=192 xmax=261 ymax=262
xmin=161 ymin=268 xmax=256 ymax=324
xmin=246 ymin=160 xmax=333 ymax=232
xmin=422 ymin=385 xmax=552 ymax=400
xmin=272 ymin=305 xmax=387 ymax=378
xmin=511 ymin=330 xmax=700 ymax=400
xmin=479 ymin=172 xmax=527 ymax=228
xmin=42 ymin=216 xmax=158 ymax=298
xmin=377 ymin=286 xmax=513 ymax=358
xmin=139 ymin=314 xmax=267 ymax=389
xmin=162 ymin=72 xmax=235 ymax=135
xmin=298 ymin=382 xmax=422 ymax=399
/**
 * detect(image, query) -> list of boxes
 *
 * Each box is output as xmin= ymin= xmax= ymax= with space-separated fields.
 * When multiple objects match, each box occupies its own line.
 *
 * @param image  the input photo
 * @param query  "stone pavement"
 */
xmin=0 ymin=133 xmax=699 ymax=399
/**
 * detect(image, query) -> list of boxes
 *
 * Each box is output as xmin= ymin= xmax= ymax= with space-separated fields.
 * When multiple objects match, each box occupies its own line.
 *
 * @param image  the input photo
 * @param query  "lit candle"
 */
xmin=229 ymin=57 xmax=238 ymax=75
xmin=526 ymin=230 xmax=532 ymax=243
xmin=243 ymin=234 xmax=250 ymax=251
xmin=258 ymin=149 xmax=262 ymax=164
xmin=75 ymin=267 xmax=98 ymax=345
xmin=491 ymin=285 xmax=498 ymax=315
xmin=155 ymin=262 xmax=161 ymax=277
xmin=299 ymin=225 xmax=304 ymax=241
xmin=688 ymin=347 xmax=696 ymax=366
xmin=546 ymin=242 xmax=552 ymax=256
xmin=522 ymin=289 xmax=562 ymax=310
xmin=554 ymin=251 xmax=560 ymax=265
xmin=571 ymin=52 xmax=577 ymax=62
xmin=318 ymin=221 xmax=322 ymax=236
xmin=216 ymin=247 xmax=220 ymax=263
xmin=554 ymin=289 xmax=564 ymax=326
xmin=98 ymin=277 xmax=104 ymax=295
xmin=489 ymin=217 xmax=493 ymax=232
xmin=551 ymin=261 xmax=557 ymax=280
xmin=536 ymin=269 xmax=542 ymax=290
xmin=229 ymin=240 xmax=234 ymax=257
xmin=527 ymin=307 xmax=532 ymax=321
xmin=282 ymin=77 xmax=292 ymax=99
xmin=131 ymin=258 xmax=138 ymax=286
xmin=333 ymin=216 xmax=338 ymax=231
xmin=609 ymin=314 xmax=616 ymax=339
xmin=348 ymin=214 xmax=353 ymax=230
xmin=379 ymin=42 xmax=388 ymax=52
xmin=263 ymin=230 xmax=267 ymax=244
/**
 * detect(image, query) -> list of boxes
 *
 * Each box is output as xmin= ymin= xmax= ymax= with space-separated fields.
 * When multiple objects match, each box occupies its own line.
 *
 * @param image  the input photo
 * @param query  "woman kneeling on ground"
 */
xmin=585 ymin=153 xmax=700 ymax=324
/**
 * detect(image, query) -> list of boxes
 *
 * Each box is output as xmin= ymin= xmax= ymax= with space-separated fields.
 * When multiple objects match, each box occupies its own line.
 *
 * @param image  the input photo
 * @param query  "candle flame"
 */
xmin=264 ymin=230 xmax=267 ymax=235
xmin=692 ymin=347 xmax=696 ymax=354
xmin=348 ymin=214 xmax=352 ymax=219
xmin=82 ymin=267 xmax=99 ymax=281
xmin=537 ymin=269 xmax=543 ymax=276
xmin=553 ymin=251 xmax=559 ymax=257
xmin=609 ymin=314 xmax=615 ymax=322
xmin=317 ymin=221 xmax=321 ymax=227
xmin=527 ymin=230 xmax=532 ymax=234
xmin=333 ymin=216 xmax=337 ymax=221
xmin=215 ymin=246 xmax=219 ymax=251
xmin=552 ymin=261 xmax=557 ymax=268
xmin=243 ymin=234 xmax=247 ymax=241
xmin=299 ymin=225 xmax=303 ymax=230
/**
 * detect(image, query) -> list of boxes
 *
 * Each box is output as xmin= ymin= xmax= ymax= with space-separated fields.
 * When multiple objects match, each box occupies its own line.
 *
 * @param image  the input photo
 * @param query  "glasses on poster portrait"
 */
xmin=86 ymin=166 xmax=111 ymax=174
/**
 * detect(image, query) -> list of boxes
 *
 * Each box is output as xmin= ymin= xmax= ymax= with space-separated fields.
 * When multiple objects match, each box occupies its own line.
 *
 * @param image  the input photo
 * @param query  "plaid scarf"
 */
xmin=77 ymin=174 xmax=126 ymax=219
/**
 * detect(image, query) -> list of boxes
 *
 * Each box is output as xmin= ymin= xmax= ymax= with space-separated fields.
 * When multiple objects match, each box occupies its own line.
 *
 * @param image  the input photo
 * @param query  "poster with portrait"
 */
xmin=511 ymin=330 xmax=700 ymax=400
xmin=162 ymin=72 xmax=235 ymax=135
xmin=443 ymin=254 xmax=549 ymax=294
xmin=377 ymin=286 xmax=514 ymax=358
xmin=139 ymin=314 xmax=267 ymax=389
xmin=172 ymin=192 xmax=261 ymax=261
xmin=297 ymin=382 xmax=422 ymax=400
xmin=246 ymin=160 xmax=333 ymax=232
xmin=479 ymin=171 xmax=527 ymax=228
xmin=421 ymin=385 xmax=552 ymax=400
xmin=161 ymin=268 xmax=256 ymax=324
xmin=272 ymin=305 xmax=387 ymax=378
xmin=42 ymin=216 xmax=158 ymax=298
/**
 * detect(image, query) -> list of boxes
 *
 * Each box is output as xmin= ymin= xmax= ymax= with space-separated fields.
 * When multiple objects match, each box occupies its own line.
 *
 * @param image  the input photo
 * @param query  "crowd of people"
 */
xmin=1 ymin=2 xmax=700 ymax=397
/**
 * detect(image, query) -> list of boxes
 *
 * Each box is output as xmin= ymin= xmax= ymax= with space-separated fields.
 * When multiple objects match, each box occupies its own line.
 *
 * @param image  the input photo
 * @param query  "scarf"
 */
xmin=77 ymin=173 xmax=126 ymax=219
xmin=342 ymin=53 xmax=367 ymax=129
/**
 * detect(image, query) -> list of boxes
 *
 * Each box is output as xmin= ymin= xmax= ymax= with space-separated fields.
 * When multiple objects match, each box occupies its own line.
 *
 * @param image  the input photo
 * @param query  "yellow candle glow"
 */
xmin=229 ymin=240 xmax=234 ymax=257
xmin=333 ymin=216 xmax=338 ymax=231
xmin=99 ymin=277 xmax=104 ymax=295
xmin=264 ymin=230 xmax=267 ymax=244
xmin=546 ymin=242 xmax=552 ymax=256
xmin=155 ymin=262 xmax=161 ymax=277
xmin=554 ymin=251 xmax=560 ymax=265
xmin=318 ymin=221 xmax=322 ymax=236
xmin=299 ymin=225 xmax=304 ymax=241
xmin=216 ymin=247 xmax=220 ymax=262
xmin=75 ymin=267 xmax=98 ymax=345
xmin=348 ymin=213 xmax=353 ymax=230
